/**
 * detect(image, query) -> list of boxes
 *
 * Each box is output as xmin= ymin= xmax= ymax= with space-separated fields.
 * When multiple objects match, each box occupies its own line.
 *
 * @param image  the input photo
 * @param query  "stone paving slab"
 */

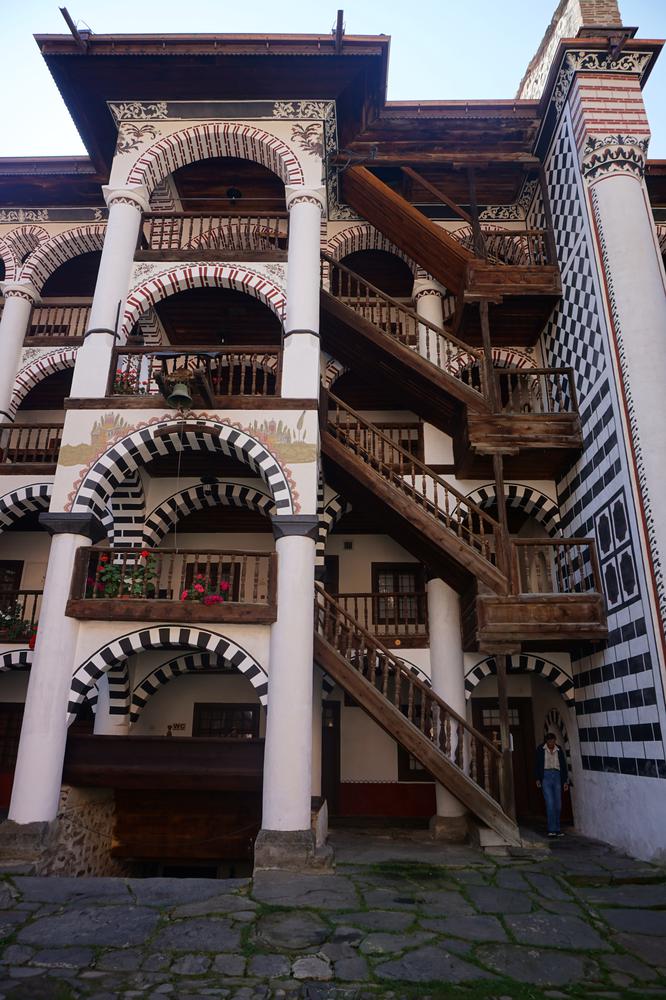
xmin=0 ymin=829 xmax=664 ymax=998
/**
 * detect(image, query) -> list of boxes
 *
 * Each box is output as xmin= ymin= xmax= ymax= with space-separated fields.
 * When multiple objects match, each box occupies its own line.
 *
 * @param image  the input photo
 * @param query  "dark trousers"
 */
xmin=542 ymin=769 xmax=562 ymax=833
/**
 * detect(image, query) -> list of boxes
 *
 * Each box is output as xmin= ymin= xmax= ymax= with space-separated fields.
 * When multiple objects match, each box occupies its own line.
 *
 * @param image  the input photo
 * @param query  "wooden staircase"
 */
xmin=321 ymin=253 xmax=489 ymax=432
xmin=321 ymin=391 xmax=509 ymax=595
xmin=314 ymin=584 xmax=520 ymax=846
xmin=340 ymin=165 xmax=561 ymax=343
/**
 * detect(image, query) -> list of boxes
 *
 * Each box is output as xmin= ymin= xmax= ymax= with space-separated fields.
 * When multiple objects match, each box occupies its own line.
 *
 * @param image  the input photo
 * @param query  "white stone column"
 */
xmin=0 ymin=282 xmax=40 ymax=422
xmin=255 ymin=515 xmax=319 ymax=869
xmin=582 ymin=144 xmax=666 ymax=606
xmin=413 ymin=275 xmax=446 ymax=362
xmin=9 ymin=514 xmax=103 ymax=824
xmin=93 ymin=674 xmax=130 ymax=736
xmin=426 ymin=576 xmax=468 ymax=837
xmin=281 ymin=187 xmax=326 ymax=400
xmin=70 ymin=185 xmax=149 ymax=399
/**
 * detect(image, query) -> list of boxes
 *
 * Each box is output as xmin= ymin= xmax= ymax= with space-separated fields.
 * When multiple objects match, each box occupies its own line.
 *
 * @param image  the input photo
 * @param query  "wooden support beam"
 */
xmin=467 ymin=168 xmax=486 ymax=259
xmin=496 ymin=653 xmax=517 ymax=822
xmin=400 ymin=166 xmax=472 ymax=223
xmin=332 ymin=152 xmax=540 ymax=167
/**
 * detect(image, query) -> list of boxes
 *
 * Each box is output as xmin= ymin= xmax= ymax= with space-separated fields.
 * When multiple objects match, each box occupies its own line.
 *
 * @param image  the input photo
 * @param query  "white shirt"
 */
xmin=544 ymin=744 xmax=560 ymax=770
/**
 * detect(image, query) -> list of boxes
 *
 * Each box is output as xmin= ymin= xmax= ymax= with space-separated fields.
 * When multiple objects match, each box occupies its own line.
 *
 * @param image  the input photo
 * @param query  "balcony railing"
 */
xmin=137 ymin=213 xmax=289 ymax=258
xmin=334 ymin=592 xmax=429 ymax=646
xmin=456 ymin=227 xmax=556 ymax=267
xmin=0 ymin=424 xmax=63 ymax=469
xmin=26 ymin=299 xmax=91 ymax=343
xmin=110 ymin=347 xmax=281 ymax=401
xmin=495 ymin=368 xmax=578 ymax=415
xmin=68 ymin=548 xmax=277 ymax=623
xmin=512 ymin=538 xmax=602 ymax=596
xmin=0 ymin=590 xmax=42 ymax=643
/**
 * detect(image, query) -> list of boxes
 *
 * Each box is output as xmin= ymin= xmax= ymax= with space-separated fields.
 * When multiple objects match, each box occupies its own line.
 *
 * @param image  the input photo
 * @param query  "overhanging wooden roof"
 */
xmin=35 ymin=32 xmax=391 ymax=173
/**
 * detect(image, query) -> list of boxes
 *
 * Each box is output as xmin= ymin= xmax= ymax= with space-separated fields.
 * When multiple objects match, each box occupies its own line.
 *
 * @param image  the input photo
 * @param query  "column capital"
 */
xmin=581 ymin=134 xmax=649 ymax=183
xmin=285 ymin=186 xmax=327 ymax=215
xmin=39 ymin=512 xmax=107 ymax=543
xmin=102 ymin=184 xmax=150 ymax=213
xmin=0 ymin=281 xmax=40 ymax=304
xmin=271 ymin=513 xmax=319 ymax=541
xmin=412 ymin=276 xmax=446 ymax=301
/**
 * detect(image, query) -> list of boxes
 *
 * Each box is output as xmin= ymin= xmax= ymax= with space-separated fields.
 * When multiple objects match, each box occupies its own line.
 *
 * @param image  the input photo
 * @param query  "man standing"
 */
xmin=535 ymin=732 xmax=569 ymax=838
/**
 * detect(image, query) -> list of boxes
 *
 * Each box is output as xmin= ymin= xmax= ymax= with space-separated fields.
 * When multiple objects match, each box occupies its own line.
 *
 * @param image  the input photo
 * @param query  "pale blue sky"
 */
xmin=1 ymin=0 xmax=665 ymax=158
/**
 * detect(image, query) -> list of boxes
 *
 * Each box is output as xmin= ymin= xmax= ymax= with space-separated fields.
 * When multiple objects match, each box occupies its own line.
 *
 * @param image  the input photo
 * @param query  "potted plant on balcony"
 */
xmin=181 ymin=575 xmax=230 ymax=606
xmin=0 ymin=602 xmax=34 ymax=642
xmin=112 ymin=368 xmax=150 ymax=395
xmin=87 ymin=550 xmax=158 ymax=599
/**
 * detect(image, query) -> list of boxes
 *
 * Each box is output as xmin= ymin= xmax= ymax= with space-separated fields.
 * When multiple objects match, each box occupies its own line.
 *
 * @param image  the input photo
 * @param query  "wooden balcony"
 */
xmin=462 ymin=538 xmax=607 ymax=652
xmin=26 ymin=299 xmax=90 ymax=345
xmin=66 ymin=548 xmax=277 ymax=623
xmin=0 ymin=590 xmax=41 ymax=644
xmin=105 ymin=346 xmax=282 ymax=408
xmin=0 ymin=423 xmax=63 ymax=473
xmin=63 ymin=734 xmax=264 ymax=791
xmin=334 ymin=592 xmax=429 ymax=648
xmin=454 ymin=368 xmax=583 ymax=478
xmin=136 ymin=212 xmax=288 ymax=261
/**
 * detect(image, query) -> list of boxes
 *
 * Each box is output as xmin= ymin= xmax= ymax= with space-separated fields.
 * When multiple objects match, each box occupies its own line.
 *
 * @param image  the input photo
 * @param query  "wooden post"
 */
xmin=492 ymin=451 xmax=513 ymax=590
xmin=479 ymin=299 xmax=498 ymax=411
xmin=538 ymin=166 xmax=558 ymax=266
xmin=467 ymin=168 xmax=486 ymax=259
xmin=496 ymin=652 xmax=516 ymax=821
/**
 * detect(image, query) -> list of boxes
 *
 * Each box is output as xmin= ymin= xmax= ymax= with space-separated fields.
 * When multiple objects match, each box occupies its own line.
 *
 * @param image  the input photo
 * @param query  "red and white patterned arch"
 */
xmin=10 ymin=349 xmax=77 ymax=419
xmin=0 ymin=237 xmax=16 ymax=282
xmin=326 ymin=224 xmax=418 ymax=275
xmin=19 ymin=225 xmax=105 ymax=293
xmin=121 ymin=264 xmax=286 ymax=339
xmin=125 ymin=122 xmax=304 ymax=192
xmin=4 ymin=225 xmax=50 ymax=267
xmin=449 ymin=347 xmax=538 ymax=377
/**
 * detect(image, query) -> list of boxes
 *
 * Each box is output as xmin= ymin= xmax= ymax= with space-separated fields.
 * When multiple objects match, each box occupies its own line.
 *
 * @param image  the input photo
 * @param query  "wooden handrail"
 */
xmin=325 ymin=390 xmax=500 ymax=559
xmin=111 ymin=347 xmax=281 ymax=398
xmin=143 ymin=211 xmax=289 ymax=219
xmin=493 ymin=366 xmax=578 ymax=415
xmin=0 ymin=424 xmax=63 ymax=465
xmin=75 ymin=548 xmax=276 ymax=606
xmin=322 ymin=251 xmax=478 ymax=355
xmin=510 ymin=537 xmax=602 ymax=595
xmin=315 ymin=584 xmax=503 ymax=788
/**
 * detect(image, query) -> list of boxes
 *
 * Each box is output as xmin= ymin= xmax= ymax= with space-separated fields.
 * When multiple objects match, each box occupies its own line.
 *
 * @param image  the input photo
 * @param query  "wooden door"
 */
xmin=0 ymin=704 xmax=24 ymax=810
xmin=472 ymin=697 xmax=542 ymax=819
xmin=321 ymin=700 xmax=340 ymax=816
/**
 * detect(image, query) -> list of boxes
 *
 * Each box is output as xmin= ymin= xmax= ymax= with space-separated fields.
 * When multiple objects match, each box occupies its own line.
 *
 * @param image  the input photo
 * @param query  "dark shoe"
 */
xmin=556 ymin=832 xmax=564 ymax=838
xmin=548 ymin=832 xmax=557 ymax=838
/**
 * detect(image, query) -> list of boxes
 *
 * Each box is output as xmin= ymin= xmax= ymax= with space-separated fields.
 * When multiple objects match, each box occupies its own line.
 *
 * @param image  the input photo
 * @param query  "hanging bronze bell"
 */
xmin=166 ymin=382 xmax=193 ymax=410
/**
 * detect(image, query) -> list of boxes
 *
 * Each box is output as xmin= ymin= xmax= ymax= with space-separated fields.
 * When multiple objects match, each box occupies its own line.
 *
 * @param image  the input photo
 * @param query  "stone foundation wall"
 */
xmin=40 ymin=786 xmax=131 ymax=877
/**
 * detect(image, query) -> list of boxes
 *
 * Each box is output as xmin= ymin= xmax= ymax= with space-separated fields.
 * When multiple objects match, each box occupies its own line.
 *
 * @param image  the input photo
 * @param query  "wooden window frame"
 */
xmin=192 ymin=702 xmax=260 ymax=739
xmin=371 ymin=562 xmax=426 ymax=627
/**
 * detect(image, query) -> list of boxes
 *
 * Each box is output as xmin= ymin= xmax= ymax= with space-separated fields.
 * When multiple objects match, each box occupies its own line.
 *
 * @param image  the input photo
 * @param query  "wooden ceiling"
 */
xmin=337 ymin=250 xmax=414 ymax=298
xmin=42 ymin=251 xmax=101 ymax=297
xmin=172 ymin=157 xmax=285 ymax=213
xmin=19 ymin=368 xmax=73 ymax=410
xmin=152 ymin=286 xmax=282 ymax=346
xmin=0 ymin=158 xmax=106 ymax=207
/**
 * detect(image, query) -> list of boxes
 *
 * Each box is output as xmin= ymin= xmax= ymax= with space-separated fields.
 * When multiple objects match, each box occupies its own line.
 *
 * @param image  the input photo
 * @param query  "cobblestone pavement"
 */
xmin=0 ymin=830 xmax=665 ymax=999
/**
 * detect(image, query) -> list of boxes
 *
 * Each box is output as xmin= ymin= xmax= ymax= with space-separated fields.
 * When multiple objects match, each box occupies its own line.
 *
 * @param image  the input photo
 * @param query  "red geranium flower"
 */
xmin=220 ymin=581 xmax=230 ymax=592
xmin=140 ymin=549 xmax=150 ymax=559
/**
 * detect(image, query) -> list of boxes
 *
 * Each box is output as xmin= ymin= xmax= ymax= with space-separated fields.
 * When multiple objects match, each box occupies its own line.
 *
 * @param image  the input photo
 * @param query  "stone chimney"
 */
xmin=517 ymin=0 xmax=623 ymax=100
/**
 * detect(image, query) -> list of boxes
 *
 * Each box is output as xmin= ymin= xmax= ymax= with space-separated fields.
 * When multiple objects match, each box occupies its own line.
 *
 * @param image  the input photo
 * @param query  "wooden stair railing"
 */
xmin=323 ymin=391 xmax=509 ymax=593
xmin=322 ymin=253 xmax=487 ymax=402
xmin=314 ymin=584 xmax=520 ymax=844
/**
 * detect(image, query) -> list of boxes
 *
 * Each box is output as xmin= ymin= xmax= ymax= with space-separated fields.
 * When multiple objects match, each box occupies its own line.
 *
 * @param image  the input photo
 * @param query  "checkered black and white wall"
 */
xmin=539 ymin=106 xmax=666 ymax=783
